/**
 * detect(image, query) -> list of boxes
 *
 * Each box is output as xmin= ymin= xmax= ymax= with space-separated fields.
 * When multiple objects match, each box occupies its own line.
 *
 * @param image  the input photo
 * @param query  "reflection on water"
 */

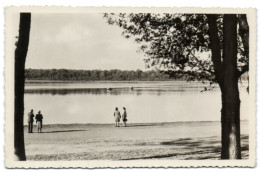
xmin=25 ymin=81 xmax=219 ymax=89
xmin=24 ymin=81 xmax=227 ymax=96
xmin=24 ymin=87 xmax=219 ymax=96
xmin=24 ymin=81 xmax=249 ymax=124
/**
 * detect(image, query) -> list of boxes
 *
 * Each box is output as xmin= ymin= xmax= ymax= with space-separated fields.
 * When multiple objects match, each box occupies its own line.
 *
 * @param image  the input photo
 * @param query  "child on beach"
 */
xmin=114 ymin=107 xmax=121 ymax=127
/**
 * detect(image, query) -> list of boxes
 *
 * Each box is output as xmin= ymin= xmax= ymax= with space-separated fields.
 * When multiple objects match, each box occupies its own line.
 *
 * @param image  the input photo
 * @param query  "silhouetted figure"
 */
xmin=114 ymin=107 xmax=121 ymax=127
xmin=35 ymin=111 xmax=43 ymax=133
xmin=122 ymin=107 xmax=127 ymax=127
xmin=27 ymin=109 xmax=34 ymax=133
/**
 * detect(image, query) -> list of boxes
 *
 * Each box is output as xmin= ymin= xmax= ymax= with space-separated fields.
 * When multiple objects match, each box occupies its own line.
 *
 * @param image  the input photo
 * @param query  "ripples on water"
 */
xmin=24 ymin=80 xmax=248 ymax=95
xmin=24 ymin=81 xmax=225 ymax=95
xmin=24 ymin=87 xmax=217 ymax=96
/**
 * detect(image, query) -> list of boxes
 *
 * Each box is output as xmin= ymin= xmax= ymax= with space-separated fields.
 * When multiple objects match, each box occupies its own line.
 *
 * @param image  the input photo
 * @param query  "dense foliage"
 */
xmin=104 ymin=14 xmax=249 ymax=83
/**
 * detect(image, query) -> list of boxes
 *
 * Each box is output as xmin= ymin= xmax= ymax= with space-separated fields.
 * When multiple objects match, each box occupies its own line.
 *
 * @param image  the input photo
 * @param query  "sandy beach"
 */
xmin=24 ymin=121 xmax=249 ymax=161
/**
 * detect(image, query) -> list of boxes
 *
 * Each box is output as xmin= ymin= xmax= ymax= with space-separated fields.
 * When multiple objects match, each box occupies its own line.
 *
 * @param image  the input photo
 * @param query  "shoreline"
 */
xmin=24 ymin=80 xmax=201 ymax=83
xmin=25 ymin=79 xmax=248 ymax=83
xmin=23 ymin=120 xmax=248 ymax=127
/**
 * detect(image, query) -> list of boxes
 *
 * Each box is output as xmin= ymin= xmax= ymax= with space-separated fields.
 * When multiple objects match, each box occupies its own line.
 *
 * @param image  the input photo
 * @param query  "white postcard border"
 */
xmin=5 ymin=6 xmax=256 ymax=168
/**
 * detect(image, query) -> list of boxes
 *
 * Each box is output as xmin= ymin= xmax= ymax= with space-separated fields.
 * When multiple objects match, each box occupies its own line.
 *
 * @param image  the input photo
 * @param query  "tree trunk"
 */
xmin=207 ymin=14 xmax=242 ymax=159
xmin=220 ymin=14 xmax=241 ymax=159
xmin=14 ymin=13 xmax=31 ymax=161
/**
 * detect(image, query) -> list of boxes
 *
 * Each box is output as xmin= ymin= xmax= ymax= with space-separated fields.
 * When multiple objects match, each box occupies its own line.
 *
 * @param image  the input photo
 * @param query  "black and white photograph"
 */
xmin=4 ymin=7 xmax=256 ymax=168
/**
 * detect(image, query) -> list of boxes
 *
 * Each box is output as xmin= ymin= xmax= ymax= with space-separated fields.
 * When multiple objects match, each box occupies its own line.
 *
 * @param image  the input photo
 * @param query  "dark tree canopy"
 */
xmin=104 ymin=13 xmax=249 ymax=84
xmin=104 ymin=13 xmax=250 ymax=159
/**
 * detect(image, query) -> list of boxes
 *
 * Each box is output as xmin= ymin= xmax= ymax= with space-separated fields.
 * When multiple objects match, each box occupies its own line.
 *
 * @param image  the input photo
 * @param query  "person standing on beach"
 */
xmin=35 ymin=111 xmax=43 ymax=133
xmin=27 ymin=109 xmax=34 ymax=133
xmin=114 ymin=107 xmax=121 ymax=127
xmin=122 ymin=107 xmax=127 ymax=127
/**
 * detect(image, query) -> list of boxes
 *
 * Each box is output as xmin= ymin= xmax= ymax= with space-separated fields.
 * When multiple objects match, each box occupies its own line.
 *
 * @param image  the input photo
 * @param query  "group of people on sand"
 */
xmin=114 ymin=107 xmax=127 ymax=127
xmin=27 ymin=109 xmax=44 ymax=133
xmin=28 ymin=108 xmax=124 ymax=131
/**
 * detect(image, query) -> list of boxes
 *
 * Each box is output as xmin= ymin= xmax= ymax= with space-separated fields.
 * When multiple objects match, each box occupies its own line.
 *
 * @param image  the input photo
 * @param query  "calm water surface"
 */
xmin=24 ymin=81 xmax=249 ymax=124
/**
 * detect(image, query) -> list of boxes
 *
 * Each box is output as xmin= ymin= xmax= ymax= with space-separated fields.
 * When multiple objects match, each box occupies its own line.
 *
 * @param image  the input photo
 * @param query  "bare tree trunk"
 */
xmin=220 ymin=80 xmax=241 ymax=159
xmin=220 ymin=14 xmax=241 ymax=159
xmin=14 ymin=13 xmax=31 ymax=161
xmin=207 ymin=14 xmax=242 ymax=159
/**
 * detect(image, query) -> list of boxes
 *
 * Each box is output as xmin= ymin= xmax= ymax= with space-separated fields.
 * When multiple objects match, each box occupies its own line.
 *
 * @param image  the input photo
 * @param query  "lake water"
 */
xmin=24 ymin=81 xmax=249 ymax=124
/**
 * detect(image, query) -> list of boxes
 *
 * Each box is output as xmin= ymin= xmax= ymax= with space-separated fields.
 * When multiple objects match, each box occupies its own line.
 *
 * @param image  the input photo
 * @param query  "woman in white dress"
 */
xmin=114 ymin=107 xmax=121 ymax=127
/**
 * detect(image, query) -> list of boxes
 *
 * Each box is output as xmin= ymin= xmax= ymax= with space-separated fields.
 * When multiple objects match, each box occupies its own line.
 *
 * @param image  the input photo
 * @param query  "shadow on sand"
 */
xmin=42 ymin=129 xmax=87 ymax=133
xmin=124 ymin=124 xmax=157 ymax=127
xmin=121 ymin=136 xmax=249 ymax=160
xmin=120 ymin=153 xmax=178 ymax=160
xmin=120 ymin=148 xmax=221 ymax=160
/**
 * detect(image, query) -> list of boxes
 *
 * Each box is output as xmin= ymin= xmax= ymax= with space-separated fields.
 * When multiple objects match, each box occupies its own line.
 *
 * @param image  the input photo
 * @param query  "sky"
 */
xmin=20 ymin=13 xmax=146 ymax=70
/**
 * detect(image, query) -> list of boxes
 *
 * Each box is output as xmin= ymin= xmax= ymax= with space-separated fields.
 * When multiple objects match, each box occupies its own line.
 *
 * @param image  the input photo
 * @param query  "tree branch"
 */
xmin=206 ymin=14 xmax=223 ymax=84
xmin=237 ymin=64 xmax=249 ymax=77
xmin=187 ymin=50 xmax=214 ymax=75
xmin=238 ymin=14 xmax=249 ymax=61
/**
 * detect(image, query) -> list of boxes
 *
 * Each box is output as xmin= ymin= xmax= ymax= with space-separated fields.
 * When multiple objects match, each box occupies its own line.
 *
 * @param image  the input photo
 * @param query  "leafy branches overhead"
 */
xmin=104 ymin=13 xmax=250 ymax=159
xmin=103 ymin=13 xmax=248 ymax=83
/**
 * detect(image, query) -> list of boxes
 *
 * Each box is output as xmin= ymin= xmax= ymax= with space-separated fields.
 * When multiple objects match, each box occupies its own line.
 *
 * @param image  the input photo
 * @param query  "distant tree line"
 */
xmin=25 ymin=68 xmax=248 ymax=81
xmin=25 ymin=69 xmax=171 ymax=81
